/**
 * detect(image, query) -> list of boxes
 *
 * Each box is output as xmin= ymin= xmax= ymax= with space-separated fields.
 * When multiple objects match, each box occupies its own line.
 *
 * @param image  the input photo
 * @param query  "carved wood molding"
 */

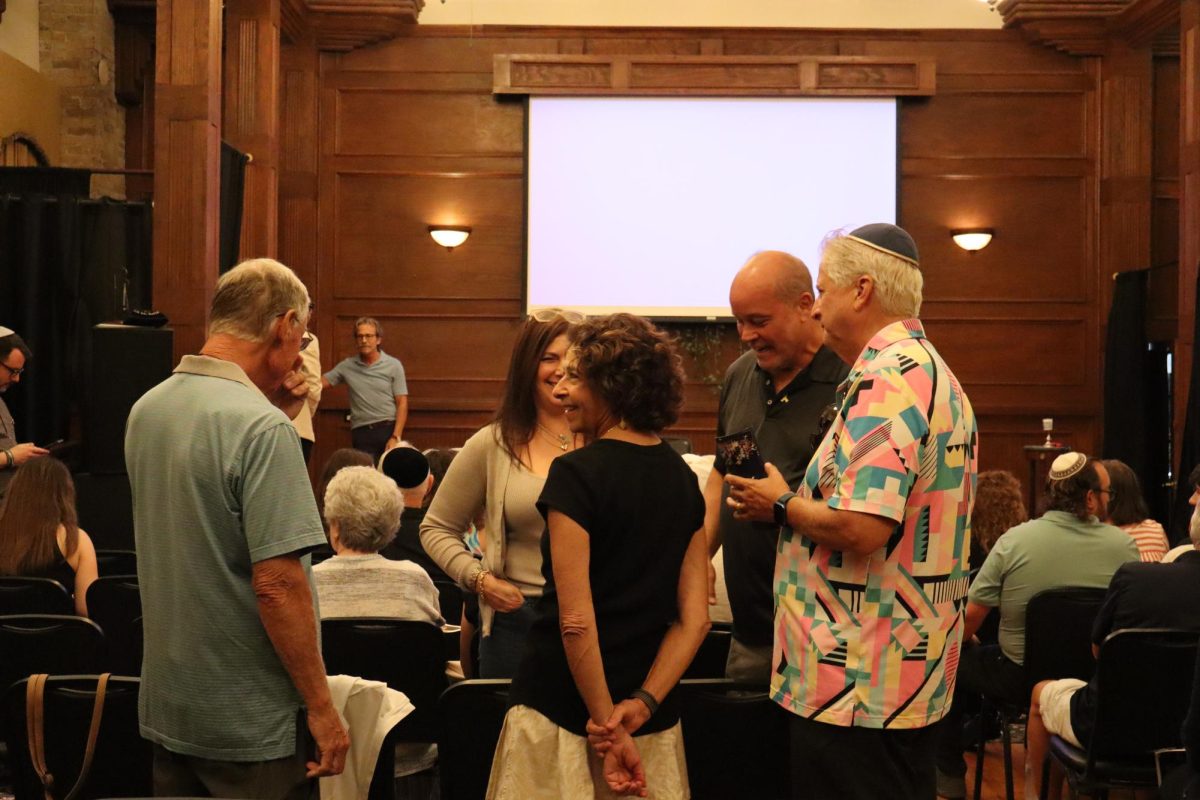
xmin=494 ymin=55 xmax=936 ymax=96
xmin=999 ymin=0 xmax=1179 ymax=55
xmin=306 ymin=0 xmax=424 ymax=51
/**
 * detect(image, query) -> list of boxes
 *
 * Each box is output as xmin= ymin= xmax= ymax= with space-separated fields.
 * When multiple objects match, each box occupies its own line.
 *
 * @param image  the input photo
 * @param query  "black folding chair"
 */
xmin=1045 ymin=628 xmax=1200 ymax=799
xmin=94 ymin=550 xmax=137 ymax=578
xmin=437 ymin=679 xmax=511 ymax=800
xmin=320 ymin=618 xmax=447 ymax=743
xmin=86 ymin=576 xmax=143 ymax=676
xmin=678 ymin=678 xmax=791 ymax=800
xmin=972 ymin=586 xmax=1108 ymax=800
xmin=0 ymin=615 xmax=106 ymax=696
xmin=1 ymin=675 xmax=152 ymax=799
xmin=0 ymin=576 xmax=73 ymax=616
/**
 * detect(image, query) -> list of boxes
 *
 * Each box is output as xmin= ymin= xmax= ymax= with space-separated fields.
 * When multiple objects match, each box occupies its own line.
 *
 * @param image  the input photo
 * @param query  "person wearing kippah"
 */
xmin=725 ymin=224 xmax=978 ymax=800
xmin=937 ymin=452 xmax=1138 ymax=797
xmin=1023 ymin=460 xmax=1200 ymax=800
xmin=0 ymin=326 xmax=49 ymax=499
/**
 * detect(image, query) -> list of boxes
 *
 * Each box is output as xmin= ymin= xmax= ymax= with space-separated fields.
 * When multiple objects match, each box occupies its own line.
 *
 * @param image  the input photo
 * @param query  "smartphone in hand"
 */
xmin=716 ymin=429 xmax=768 ymax=480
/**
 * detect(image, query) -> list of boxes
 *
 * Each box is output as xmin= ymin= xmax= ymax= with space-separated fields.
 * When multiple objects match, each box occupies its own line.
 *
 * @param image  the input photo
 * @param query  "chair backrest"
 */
xmin=1023 ymin=586 xmax=1109 ymax=690
xmin=437 ymin=679 xmax=511 ymax=800
xmin=1087 ymin=628 xmax=1200 ymax=764
xmin=432 ymin=579 xmax=463 ymax=626
xmin=1 ymin=674 xmax=152 ymax=799
xmin=86 ymin=576 xmax=143 ymax=676
xmin=0 ymin=576 xmax=73 ymax=615
xmin=684 ymin=628 xmax=732 ymax=680
xmin=94 ymin=550 xmax=138 ymax=578
xmin=320 ymin=618 xmax=446 ymax=742
xmin=677 ymin=678 xmax=790 ymax=800
xmin=0 ymin=615 xmax=106 ymax=696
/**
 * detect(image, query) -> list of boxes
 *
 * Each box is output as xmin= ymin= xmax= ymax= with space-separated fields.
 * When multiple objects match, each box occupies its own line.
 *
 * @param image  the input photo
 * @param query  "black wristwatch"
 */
xmin=774 ymin=491 xmax=799 ymax=527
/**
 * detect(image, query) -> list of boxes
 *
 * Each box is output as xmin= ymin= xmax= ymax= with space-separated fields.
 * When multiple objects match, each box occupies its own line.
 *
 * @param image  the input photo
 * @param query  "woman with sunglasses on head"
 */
xmin=486 ymin=313 xmax=710 ymax=799
xmin=421 ymin=309 xmax=582 ymax=678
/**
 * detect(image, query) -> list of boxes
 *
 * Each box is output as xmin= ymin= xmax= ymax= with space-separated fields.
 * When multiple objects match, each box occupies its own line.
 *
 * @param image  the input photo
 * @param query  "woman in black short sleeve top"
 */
xmin=486 ymin=313 xmax=711 ymax=800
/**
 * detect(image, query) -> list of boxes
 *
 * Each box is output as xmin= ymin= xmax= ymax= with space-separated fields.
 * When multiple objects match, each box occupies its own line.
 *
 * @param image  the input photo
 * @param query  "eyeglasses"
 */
xmin=810 ymin=403 xmax=839 ymax=449
xmin=0 ymin=361 xmax=24 ymax=378
xmin=300 ymin=335 xmax=313 ymax=352
xmin=529 ymin=308 xmax=585 ymax=324
xmin=1099 ymin=487 xmax=1118 ymax=502
xmin=355 ymin=333 xmax=378 ymax=341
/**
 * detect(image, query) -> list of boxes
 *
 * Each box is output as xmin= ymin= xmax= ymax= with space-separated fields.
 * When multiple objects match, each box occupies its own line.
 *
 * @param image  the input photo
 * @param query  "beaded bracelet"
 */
xmin=2 ymin=449 xmax=12 ymax=469
xmin=474 ymin=568 xmax=491 ymax=596
xmin=629 ymin=688 xmax=659 ymax=717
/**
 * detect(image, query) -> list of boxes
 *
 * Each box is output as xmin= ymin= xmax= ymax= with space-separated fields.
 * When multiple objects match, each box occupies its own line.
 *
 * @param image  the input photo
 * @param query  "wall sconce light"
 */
xmin=951 ymin=228 xmax=994 ymax=252
xmin=429 ymin=226 xmax=471 ymax=251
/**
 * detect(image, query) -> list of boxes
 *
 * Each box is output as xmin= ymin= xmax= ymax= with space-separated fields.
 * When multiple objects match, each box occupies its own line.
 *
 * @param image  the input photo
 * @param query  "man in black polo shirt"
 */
xmin=703 ymin=250 xmax=848 ymax=684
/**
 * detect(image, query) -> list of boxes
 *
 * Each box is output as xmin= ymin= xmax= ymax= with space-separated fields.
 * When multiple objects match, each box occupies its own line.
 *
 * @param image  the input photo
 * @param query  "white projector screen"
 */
xmin=526 ymin=96 xmax=898 ymax=320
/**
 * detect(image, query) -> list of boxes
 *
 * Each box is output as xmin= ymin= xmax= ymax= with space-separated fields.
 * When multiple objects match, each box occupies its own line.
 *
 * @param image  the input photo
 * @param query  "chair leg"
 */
xmin=973 ymin=699 xmax=990 ymax=800
xmin=1001 ymin=711 xmax=1015 ymax=800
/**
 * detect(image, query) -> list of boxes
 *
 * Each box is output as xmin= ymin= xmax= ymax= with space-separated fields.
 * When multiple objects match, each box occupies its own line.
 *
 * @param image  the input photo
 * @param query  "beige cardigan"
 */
xmin=420 ymin=423 xmax=539 ymax=635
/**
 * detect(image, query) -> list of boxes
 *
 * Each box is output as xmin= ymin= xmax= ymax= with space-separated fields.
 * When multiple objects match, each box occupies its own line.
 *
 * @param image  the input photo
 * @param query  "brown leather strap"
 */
xmin=25 ymin=673 xmax=54 ymax=800
xmin=24 ymin=673 xmax=111 ymax=800
xmin=63 ymin=672 xmax=110 ymax=800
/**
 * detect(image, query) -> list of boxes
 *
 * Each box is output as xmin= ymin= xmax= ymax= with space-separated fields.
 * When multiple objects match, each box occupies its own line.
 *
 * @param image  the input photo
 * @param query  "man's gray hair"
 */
xmin=819 ymin=231 xmax=923 ymax=317
xmin=208 ymin=258 xmax=310 ymax=343
xmin=323 ymin=466 xmax=404 ymax=553
xmin=355 ymin=316 xmax=383 ymax=339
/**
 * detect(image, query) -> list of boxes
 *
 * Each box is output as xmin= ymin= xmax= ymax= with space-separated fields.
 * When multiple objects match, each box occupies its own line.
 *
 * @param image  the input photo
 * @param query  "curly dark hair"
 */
xmin=1043 ymin=456 xmax=1102 ymax=521
xmin=971 ymin=470 xmax=1027 ymax=553
xmin=568 ymin=313 xmax=686 ymax=434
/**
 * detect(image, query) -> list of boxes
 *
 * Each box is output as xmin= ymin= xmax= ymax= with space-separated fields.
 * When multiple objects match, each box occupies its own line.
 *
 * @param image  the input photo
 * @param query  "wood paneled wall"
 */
xmin=290 ymin=25 xmax=1148 ymax=496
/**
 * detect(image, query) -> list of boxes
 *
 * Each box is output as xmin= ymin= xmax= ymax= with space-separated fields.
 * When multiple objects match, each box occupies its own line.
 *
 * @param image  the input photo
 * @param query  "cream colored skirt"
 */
xmin=485 ymin=704 xmax=691 ymax=800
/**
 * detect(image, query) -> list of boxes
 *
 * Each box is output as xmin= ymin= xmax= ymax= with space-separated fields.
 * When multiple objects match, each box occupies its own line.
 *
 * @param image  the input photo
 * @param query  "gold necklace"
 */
xmin=537 ymin=423 xmax=572 ymax=451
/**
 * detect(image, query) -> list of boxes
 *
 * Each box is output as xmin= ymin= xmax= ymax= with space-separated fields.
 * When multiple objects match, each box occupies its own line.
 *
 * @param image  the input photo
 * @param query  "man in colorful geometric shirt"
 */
xmin=727 ymin=223 xmax=978 ymax=800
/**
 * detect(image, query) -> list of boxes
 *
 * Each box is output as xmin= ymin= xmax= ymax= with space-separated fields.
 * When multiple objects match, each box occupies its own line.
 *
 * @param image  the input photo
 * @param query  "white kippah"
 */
xmin=1049 ymin=452 xmax=1087 ymax=481
xmin=0 ymin=326 xmax=13 ymax=338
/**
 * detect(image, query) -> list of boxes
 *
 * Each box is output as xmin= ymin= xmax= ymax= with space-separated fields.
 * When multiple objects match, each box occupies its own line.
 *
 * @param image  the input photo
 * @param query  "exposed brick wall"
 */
xmin=39 ymin=0 xmax=124 ymax=198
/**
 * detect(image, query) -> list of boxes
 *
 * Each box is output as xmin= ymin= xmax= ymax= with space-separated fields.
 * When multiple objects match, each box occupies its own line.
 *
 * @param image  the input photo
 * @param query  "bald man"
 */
xmin=702 ymin=251 xmax=848 ymax=684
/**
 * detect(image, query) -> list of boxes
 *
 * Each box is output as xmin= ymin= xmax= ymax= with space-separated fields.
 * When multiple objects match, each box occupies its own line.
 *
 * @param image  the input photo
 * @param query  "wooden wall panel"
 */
xmin=334 ymin=90 xmax=523 ymax=155
xmin=902 ymin=93 xmax=1087 ymax=158
xmin=331 ymin=172 xmax=523 ymax=300
xmin=905 ymin=176 xmax=1089 ymax=303
xmin=301 ymin=25 xmax=1120 ymax=490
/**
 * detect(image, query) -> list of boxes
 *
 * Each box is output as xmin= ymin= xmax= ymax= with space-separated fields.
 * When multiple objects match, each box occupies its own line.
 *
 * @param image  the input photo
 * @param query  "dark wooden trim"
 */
xmin=494 ymin=54 xmax=936 ymax=96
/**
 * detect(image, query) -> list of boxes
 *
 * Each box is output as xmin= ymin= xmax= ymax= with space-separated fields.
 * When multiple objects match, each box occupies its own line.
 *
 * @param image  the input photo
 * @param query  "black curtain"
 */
xmin=220 ymin=141 xmax=249 ymax=273
xmin=1171 ymin=265 xmax=1200 ymax=544
xmin=1103 ymin=271 xmax=1170 ymax=521
xmin=0 ymin=186 xmax=152 ymax=447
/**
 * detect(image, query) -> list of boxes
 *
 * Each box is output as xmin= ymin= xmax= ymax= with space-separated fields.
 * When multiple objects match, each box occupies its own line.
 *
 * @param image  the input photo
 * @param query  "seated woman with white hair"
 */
xmin=314 ymin=466 xmax=443 ymax=626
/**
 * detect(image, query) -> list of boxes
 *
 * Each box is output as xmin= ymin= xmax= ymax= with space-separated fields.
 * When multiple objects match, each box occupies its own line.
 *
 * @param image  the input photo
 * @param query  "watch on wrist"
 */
xmin=773 ymin=491 xmax=799 ymax=527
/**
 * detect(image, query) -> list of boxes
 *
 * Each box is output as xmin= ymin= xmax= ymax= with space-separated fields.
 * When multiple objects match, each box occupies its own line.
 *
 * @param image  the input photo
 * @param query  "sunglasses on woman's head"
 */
xmin=529 ymin=308 xmax=585 ymax=324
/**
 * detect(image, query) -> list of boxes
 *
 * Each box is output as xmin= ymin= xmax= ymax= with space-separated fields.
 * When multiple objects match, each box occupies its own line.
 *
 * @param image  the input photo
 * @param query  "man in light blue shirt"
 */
xmin=126 ymin=258 xmax=349 ymax=799
xmin=322 ymin=316 xmax=408 ymax=461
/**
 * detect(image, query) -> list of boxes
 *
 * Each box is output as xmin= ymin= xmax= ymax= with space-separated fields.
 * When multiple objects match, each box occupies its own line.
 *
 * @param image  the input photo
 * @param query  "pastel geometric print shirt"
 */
xmin=770 ymin=319 xmax=978 ymax=729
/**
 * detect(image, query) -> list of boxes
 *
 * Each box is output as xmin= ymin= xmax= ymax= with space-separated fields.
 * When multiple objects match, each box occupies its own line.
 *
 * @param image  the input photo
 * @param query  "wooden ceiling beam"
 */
xmin=999 ymin=0 xmax=1179 ymax=56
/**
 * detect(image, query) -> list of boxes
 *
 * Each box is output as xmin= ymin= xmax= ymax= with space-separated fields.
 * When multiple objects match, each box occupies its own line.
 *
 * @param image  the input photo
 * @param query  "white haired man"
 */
xmin=126 ymin=258 xmax=349 ymax=798
xmin=727 ymin=224 xmax=978 ymax=800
